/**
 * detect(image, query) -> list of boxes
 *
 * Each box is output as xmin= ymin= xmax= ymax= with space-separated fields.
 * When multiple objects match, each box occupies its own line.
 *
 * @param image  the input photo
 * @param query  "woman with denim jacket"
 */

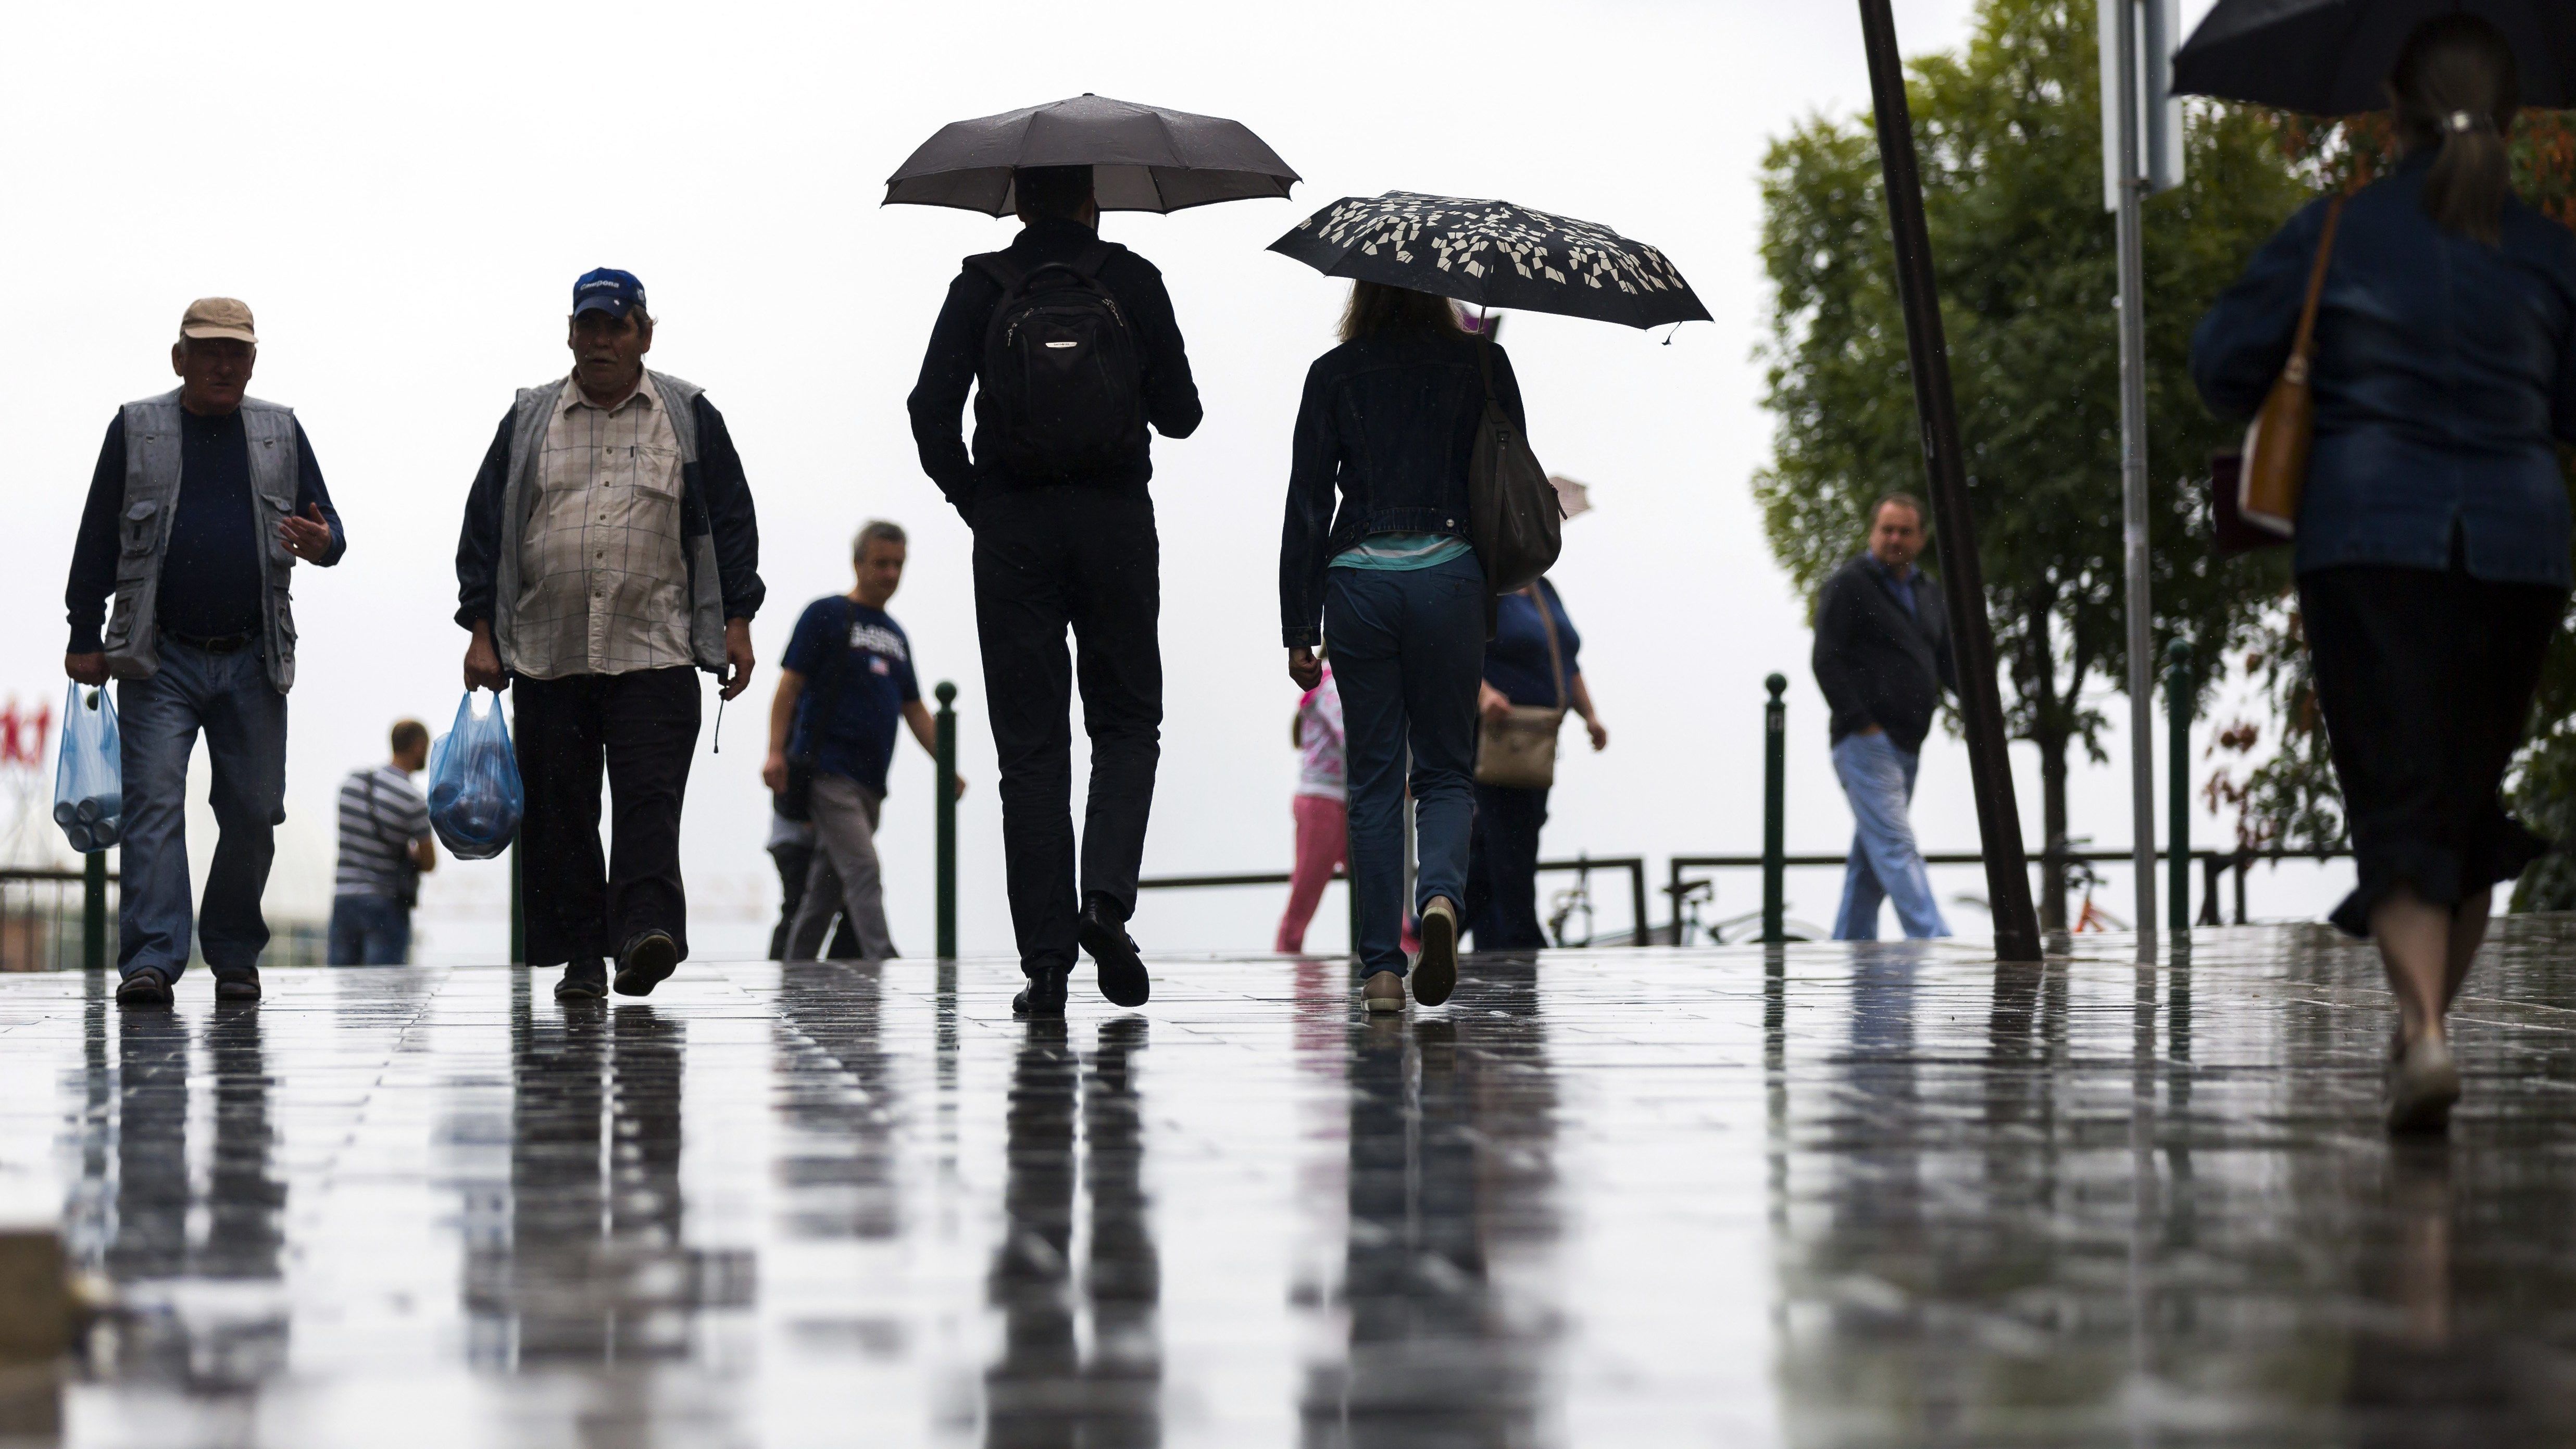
xmin=1281 ymin=282 xmax=1526 ymax=1013
xmin=2193 ymin=15 xmax=2576 ymax=1133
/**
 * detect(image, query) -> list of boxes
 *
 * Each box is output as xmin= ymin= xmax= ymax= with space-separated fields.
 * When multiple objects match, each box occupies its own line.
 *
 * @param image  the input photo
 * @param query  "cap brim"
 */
xmin=571 ymin=298 xmax=634 ymax=318
xmin=180 ymin=325 xmax=257 ymax=343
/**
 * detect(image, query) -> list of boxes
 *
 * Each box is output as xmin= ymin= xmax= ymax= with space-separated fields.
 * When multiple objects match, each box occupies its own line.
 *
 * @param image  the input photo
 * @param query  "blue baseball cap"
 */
xmin=571 ymin=267 xmax=647 ymax=320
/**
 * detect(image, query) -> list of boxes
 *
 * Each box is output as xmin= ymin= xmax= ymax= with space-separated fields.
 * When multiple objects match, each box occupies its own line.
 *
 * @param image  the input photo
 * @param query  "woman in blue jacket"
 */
xmin=1281 ymin=283 xmax=1524 ymax=1014
xmin=2193 ymin=15 xmax=2576 ymax=1133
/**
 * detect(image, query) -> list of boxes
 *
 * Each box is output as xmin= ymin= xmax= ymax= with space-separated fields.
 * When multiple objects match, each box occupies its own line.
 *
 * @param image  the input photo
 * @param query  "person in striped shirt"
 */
xmin=328 ymin=719 xmax=436 ymax=965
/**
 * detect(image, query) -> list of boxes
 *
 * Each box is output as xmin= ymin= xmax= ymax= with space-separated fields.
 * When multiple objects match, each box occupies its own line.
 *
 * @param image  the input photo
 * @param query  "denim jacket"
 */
xmin=1279 ymin=329 xmax=1527 ymax=646
xmin=2191 ymin=154 xmax=2576 ymax=587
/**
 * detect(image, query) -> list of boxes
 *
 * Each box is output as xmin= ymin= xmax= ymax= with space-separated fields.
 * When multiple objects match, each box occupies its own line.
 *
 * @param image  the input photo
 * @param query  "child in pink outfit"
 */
xmin=1276 ymin=669 xmax=1348 ymax=953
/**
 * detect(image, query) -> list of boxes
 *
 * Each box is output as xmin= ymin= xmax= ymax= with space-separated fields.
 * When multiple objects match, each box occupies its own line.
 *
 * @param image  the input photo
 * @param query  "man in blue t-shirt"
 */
xmin=762 ymin=520 xmax=960 ymax=959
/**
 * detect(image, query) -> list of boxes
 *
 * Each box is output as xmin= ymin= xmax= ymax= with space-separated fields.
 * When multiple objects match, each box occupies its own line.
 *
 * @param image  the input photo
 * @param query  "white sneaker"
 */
xmin=2386 ymin=1032 xmax=2460 ymax=1134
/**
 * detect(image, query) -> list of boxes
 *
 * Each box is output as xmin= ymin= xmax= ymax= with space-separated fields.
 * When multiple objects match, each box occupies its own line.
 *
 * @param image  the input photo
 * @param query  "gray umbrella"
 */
xmin=884 ymin=93 xmax=1300 ymax=216
xmin=1268 ymin=193 xmax=1711 ymax=331
xmin=2173 ymin=0 xmax=2576 ymax=113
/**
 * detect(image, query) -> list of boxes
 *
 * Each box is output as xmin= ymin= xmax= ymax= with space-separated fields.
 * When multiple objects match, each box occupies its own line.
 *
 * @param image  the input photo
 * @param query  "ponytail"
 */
xmin=2389 ymin=15 xmax=2519 ymax=245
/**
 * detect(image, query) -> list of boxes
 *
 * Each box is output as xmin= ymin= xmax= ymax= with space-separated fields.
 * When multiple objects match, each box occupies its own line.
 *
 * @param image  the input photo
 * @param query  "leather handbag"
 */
xmin=2215 ymin=196 xmax=2345 ymax=549
xmin=1468 ymin=336 xmax=1564 ymax=599
xmin=1475 ymin=584 xmax=1569 ymax=790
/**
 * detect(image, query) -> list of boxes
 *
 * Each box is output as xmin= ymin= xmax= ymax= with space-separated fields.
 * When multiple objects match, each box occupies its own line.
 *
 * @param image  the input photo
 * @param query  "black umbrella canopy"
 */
xmin=885 ymin=93 xmax=1300 ymax=216
xmin=2173 ymin=0 xmax=2576 ymax=113
xmin=1268 ymin=193 xmax=1711 ymax=331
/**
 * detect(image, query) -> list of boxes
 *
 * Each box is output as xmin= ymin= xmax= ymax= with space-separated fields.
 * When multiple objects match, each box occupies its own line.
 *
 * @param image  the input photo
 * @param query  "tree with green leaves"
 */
xmin=1754 ymin=0 xmax=2306 ymax=926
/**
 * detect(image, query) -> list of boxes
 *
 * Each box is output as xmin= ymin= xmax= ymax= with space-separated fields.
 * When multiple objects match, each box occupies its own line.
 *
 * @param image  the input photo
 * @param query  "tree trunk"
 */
xmin=2037 ymin=728 xmax=2070 ymax=932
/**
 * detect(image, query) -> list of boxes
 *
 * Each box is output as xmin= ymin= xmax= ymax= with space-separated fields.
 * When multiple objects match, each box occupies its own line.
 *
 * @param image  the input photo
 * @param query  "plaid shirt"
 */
xmin=511 ymin=373 xmax=693 ymax=679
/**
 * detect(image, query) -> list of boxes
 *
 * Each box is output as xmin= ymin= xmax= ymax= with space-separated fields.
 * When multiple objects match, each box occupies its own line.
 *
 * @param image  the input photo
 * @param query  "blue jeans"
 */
xmin=327 ymin=895 xmax=412 ymax=966
xmin=1324 ymin=552 xmax=1484 ymax=977
xmin=118 ymin=640 xmax=289 ymax=980
xmin=1831 ymin=732 xmax=1949 ymax=941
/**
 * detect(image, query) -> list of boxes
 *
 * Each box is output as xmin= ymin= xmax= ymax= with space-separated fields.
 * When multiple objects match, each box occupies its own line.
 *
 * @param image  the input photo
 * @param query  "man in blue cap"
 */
xmin=454 ymin=268 xmax=764 ymax=1001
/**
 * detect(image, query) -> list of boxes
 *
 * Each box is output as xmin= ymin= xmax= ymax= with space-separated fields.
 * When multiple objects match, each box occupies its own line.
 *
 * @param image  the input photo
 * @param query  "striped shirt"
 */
xmin=334 ymin=765 xmax=430 ymax=900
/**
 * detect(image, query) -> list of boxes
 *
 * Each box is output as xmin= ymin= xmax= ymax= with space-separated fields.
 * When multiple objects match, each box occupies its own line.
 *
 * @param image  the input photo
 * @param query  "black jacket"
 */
xmin=1811 ymin=554 xmax=1954 ymax=753
xmin=907 ymin=217 xmax=1202 ymax=513
xmin=1279 ymin=330 xmax=1527 ymax=647
xmin=453 ymin=390 xmax=765 ymax=630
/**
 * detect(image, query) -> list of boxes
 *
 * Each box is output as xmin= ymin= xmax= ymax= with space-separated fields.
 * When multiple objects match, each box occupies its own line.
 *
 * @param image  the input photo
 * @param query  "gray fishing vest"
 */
xmin=490 ymin=370 xmax=728 ymax=676
xmin=101 ymin=390 xmax=304 ymax=693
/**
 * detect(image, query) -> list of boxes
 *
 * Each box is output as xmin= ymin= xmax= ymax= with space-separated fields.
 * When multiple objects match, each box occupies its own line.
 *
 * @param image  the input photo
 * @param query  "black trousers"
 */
xmin=513 ymin=667 xmax=701 ymax=967
xmin=2301 ymin=561 xmax=2564 ymax=936
xmin=1466 ymin=782 xmax=1550 ymax=950
xmin=972 ymin=485 xmax=1162 ymax=976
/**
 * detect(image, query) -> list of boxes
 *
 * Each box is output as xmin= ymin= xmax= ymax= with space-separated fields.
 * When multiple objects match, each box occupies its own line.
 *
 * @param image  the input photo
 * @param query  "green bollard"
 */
xmin=935 ymin=682 xmax=958 ymax=960
xmin=82 ymin=849 xmax=106 ymax=975
xmin=2167 ymin=638 xmax=2191 ymax=938
xmin=1764 ymin=673 xmax=1787 ymax=946
xmin=509 ymin=840 xmax=525 ymax=966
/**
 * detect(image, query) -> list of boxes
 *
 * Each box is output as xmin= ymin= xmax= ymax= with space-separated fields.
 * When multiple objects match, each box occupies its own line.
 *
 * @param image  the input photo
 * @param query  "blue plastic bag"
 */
xmin=427 ymin=690 xmax=522 ymax=860
xmin=53 ymin=683 xmax=121 ymax=854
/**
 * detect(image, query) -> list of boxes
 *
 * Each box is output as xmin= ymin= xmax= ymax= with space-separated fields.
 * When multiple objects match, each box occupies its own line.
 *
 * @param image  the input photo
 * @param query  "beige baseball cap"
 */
xmin=178 ymin=297 xmax=257 ymax=345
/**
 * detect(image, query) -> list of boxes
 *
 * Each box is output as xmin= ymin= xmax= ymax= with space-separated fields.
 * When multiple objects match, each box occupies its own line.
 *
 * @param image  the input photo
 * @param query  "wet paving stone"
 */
xmin=3 ymin=919 xmax=2576 ymax=1445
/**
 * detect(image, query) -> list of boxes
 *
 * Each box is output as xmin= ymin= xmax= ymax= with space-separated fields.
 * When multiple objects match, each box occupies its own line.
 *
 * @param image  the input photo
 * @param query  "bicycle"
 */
xmin=2064 ymin=854 xmax=2130 ymax=934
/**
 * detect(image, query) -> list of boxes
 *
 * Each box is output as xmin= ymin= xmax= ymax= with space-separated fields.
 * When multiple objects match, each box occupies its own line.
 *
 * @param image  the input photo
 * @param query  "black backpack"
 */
xmin=968 ymin=242 xmax=1146 ymax=479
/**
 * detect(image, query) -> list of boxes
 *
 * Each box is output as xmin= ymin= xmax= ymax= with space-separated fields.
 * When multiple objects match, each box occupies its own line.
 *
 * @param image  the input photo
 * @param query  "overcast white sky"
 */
xmin=5 ymin=0 xmax=2323 ymax=962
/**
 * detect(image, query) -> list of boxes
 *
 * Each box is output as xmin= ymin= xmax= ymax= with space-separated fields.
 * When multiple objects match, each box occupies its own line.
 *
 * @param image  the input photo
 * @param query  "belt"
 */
xmin=162 ymin=629 xmax=257 ymax=655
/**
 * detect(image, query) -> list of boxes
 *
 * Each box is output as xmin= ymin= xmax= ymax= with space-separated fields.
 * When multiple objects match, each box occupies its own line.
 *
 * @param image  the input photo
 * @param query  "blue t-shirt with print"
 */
xmin=784 ymin=597 xmax=920 ymax=796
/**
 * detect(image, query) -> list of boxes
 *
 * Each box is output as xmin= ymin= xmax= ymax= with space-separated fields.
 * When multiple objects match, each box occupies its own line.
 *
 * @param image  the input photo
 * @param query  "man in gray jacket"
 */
xmin=454 ymin=268 xmax=762 ymax=1002
xmin=62 ymin=297 xmax=346 ymax=1007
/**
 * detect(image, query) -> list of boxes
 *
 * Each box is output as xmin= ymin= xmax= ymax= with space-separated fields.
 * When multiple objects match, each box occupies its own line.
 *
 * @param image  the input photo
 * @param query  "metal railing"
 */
xmin=1136 ymin=855 xmax=1653 ymax=949
xmin=0 ymin=867 xmax=116 ymax=973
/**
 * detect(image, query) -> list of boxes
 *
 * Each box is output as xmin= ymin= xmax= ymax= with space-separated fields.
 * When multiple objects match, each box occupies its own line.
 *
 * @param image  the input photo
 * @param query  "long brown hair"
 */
xmin=1337 ymin=281 xmax=1467 ymax=342
xmin=2390 ymin=14 xmax=2520 ymax=244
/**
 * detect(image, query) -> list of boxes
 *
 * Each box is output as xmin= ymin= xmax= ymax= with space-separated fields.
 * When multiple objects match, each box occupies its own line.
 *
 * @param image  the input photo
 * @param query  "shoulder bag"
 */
xmin=776 ymin=598 xmax=852 ymax=823
xmin=2211 ymin=196 xmax=2344 ymax=553
xmin=1467 ymin=335 xmax=1563 ymax=603
xmin=1475 ymin=583 xmax=1570 ymax=791
xmin=364 ymin=769 xmax=422 ymax=910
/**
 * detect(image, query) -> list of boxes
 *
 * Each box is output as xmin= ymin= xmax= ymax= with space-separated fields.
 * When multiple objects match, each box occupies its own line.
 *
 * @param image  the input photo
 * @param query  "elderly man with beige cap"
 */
xmin=62 ymin=297 xmax=346 ymax=1008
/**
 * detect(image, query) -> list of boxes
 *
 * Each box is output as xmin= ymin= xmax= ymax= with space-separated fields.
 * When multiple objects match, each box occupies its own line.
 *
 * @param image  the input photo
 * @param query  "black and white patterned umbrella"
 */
xmin=1268 ymin=192 xmax=1710 ymax=330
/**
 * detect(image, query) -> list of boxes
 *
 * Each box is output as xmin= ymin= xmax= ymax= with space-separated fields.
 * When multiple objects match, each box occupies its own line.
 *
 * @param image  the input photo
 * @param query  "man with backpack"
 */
xmin=328 ymin=718 xmax=436 ymax=965
xmin=907 ymin=164 xmax=1202 ymax=1018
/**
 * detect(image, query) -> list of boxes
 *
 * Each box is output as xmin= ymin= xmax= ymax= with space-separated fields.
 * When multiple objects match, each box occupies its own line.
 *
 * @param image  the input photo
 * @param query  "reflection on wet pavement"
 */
xmin=3 ymin=919 xmax=2576 ymax=1444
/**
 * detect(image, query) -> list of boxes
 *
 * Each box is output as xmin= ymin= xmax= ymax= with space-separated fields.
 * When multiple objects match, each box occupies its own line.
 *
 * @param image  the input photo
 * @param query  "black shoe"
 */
xmin=555 ymin=959 xmax=609 ymax=1001
xmin=614 ymin=930 xmax=679 ymax=997
xmin=115 ymin=968 xmax=173 ymax=1009
xmin=212 ymin=968 xmax=262 ymax=1003
xmin=1412 ymin=897 xmax=1459 ymax=1007
xmin=1012 ymin=966 xmax=1071 ymax=1019
xmin=1079 ymin=903 xmax=1151 ymax=1008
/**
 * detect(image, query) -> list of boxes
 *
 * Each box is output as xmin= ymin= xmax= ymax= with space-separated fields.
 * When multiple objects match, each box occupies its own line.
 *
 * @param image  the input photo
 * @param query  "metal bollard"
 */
xmin=1764 ymin=673 xmax=1787 ymax=946
xmin=935 ymin=682 xmax=958 ymax=960
xmin=2166 ymin=639 xmax=2191 ymax=936
xmin=81 ymin=851 xmax=105 ymax=975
